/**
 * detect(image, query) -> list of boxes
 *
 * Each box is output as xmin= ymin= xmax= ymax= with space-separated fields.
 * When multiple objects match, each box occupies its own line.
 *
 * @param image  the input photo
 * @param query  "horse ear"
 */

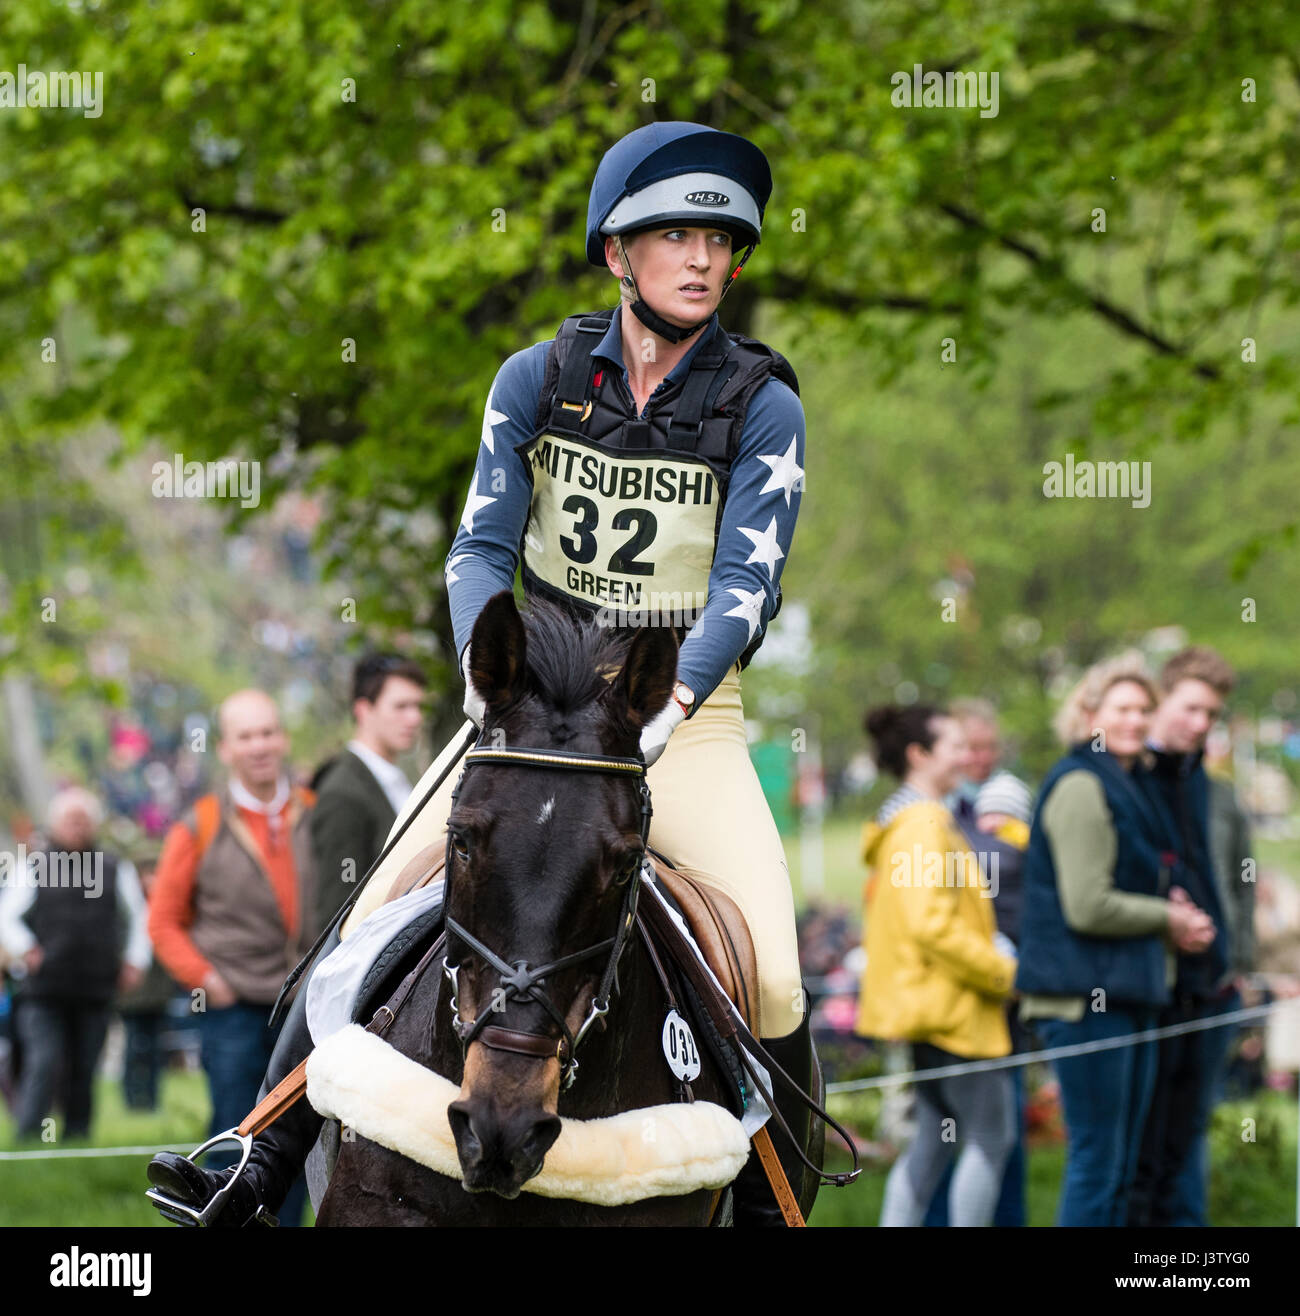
xmin=616 ymin=625 xmax=679 ymax=729
xmin=468 ymin=591 xmax=528 ymax=709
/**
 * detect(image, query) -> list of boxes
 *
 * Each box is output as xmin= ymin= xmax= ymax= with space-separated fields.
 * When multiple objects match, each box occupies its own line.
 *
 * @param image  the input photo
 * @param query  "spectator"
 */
xmin=0 ymin=787 xmax=150 ymax=1140
xmin=1128 ymin=647 xmax=1237 ymax=1227
xmin=1204 ymin=732 xmax=1256 ymax=996
xmin=973 ymin=772 xmax=1033 ymax=852
xmin=1172 ymin=722 xmax=1258 ymax=1184
xmin=310 ymin=654 xmax=426 ymax=930
xmin=928 ymin=698 xmax=1035 ymax=1229
xmin=115 ymin=844 xmax=180 ymax=1111
xmin=856 ymin=703 xmax=1018 ymax=1227
xmin=147 ymin=689 xmax=321 ymax=1225
xmin=945 ymin=702 xmax=1032 ymax=950
xmin=948 ymin=697 xmax=1002 ymax=811
xmin=1016 ymin=654 xmax=1215 ymax=1226
xmin=970 ymin=770 xmax=1034 ymax=1226
xmin=0 ymin=974 xmax=14 ymax=1111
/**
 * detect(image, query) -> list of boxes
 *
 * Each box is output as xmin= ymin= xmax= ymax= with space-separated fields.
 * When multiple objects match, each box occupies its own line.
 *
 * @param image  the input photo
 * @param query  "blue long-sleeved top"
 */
xmin=445 ymin=308 xmax=805 ymax=706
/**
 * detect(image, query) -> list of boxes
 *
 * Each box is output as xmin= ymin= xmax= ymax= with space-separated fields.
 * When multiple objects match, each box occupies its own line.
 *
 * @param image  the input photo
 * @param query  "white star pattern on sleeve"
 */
xmin=736 ymin=516 xmax=785 ymax=580
xmin=445 ymin=553 xmax=470 ymax=585
xmin=757 ymin=434 xmax=805 ymax=507
xmin=723 ymin=586 xmax=766 ymax=641
xmin=480 ymin=387 xmax=509 ymax=456
xmin=459 ymin=472 xmax=497 ymax=535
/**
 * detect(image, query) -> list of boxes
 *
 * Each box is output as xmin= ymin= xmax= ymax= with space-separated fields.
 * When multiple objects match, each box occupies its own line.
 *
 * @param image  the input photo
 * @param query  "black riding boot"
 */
xmin=732 ymin=1000 xmax=816 ymax=1228
xmin=146 ymin=928 xmax=338 ymax=1227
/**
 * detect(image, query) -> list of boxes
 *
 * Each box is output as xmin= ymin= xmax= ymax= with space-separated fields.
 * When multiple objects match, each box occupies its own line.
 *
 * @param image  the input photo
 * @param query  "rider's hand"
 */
xmin=639 ymin=698 xmax=686 ymax=767
xmin=462 ymin=645 xmax=486 ymax=728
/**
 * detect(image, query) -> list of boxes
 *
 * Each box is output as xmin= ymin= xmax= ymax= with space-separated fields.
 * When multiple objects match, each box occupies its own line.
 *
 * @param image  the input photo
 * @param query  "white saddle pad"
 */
xmin=307 ymin=1023 xmax=750 ymax=1206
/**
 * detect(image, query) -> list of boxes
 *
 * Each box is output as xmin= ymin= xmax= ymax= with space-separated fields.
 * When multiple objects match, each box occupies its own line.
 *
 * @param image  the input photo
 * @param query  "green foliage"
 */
xmin=0 ymin=0 xmax=1296 ymax=767
xmin=1206 ymin=1090 xmax=1299 ymax=1226
xmin=757 ymin=291 xmax=1300 ymax=774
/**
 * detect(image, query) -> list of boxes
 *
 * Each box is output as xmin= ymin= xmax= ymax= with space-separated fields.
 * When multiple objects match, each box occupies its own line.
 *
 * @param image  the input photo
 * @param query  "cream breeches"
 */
xmin=341 ymin=666 xmax=804 ymax=1038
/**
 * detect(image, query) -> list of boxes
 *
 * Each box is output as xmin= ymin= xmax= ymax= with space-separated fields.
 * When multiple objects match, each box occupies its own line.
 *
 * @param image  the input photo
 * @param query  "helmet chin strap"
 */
xmin=614 ymin=234 xmax=756 ymax=345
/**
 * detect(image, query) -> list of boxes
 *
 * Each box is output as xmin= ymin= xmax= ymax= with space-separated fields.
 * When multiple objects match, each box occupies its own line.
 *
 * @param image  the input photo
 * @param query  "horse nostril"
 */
xmin=518 ymin=1115 xmax=561 ymax=1171
xmin=448 ymin=1099 xmax=560 ymax=1196
xmin=447 ymin=1101 xmax=482 ymax=1166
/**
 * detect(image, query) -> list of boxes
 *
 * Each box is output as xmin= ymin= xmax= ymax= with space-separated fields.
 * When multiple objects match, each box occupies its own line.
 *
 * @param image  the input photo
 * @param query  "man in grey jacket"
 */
xmin=310 ymin=655 xmax=426 ymax=930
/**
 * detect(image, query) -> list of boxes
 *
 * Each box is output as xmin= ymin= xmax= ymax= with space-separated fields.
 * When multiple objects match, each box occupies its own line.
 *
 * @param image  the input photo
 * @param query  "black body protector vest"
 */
xmin=515 ymin=306 xmax=800 ymax=669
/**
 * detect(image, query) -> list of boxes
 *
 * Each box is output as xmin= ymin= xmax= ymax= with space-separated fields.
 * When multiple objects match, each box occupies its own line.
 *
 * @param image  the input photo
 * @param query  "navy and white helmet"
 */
xmin=585 ymin=122 xmax=772 ymax=267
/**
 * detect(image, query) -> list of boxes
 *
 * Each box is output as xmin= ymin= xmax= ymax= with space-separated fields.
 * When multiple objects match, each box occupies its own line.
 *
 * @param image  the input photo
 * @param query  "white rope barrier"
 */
xmin=0 ymin=1142 xmax=193 ymax=1161
xmin=0 ymin=1001 xmax=1295 ymax=1161
xmin=826 ymin=999 xmax=1293 ymax=1094
xmin=825 ymin=993 xmax=1300 ymax=1223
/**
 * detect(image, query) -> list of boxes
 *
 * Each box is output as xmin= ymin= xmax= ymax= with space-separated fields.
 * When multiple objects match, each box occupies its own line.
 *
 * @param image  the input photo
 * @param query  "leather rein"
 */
xmin=441 ymin=744 xmax=652 ymax=1090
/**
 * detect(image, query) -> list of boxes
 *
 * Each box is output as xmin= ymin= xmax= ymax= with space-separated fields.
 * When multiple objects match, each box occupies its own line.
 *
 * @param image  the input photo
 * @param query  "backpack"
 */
xmin=190 ymin=793 xmax=222 ymax=863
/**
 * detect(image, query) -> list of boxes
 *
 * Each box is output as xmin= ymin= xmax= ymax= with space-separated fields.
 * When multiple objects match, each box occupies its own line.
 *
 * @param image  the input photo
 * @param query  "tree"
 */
xmin=1 ymin=0 xmax=1295 ymax=747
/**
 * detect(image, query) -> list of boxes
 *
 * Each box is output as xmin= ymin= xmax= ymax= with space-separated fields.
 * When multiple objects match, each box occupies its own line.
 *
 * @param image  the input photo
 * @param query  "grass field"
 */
xmin=0 ymin=1069 xmax=317 ymax=1227
xmin=2 ymin=808 xmax=1294 ymax=1227
xmin=0 ymin=1069 xmax=1294 ymax=1227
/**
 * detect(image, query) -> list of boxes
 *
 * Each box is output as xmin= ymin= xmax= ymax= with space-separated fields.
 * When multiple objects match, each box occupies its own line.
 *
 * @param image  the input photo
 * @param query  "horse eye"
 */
xmin=451 ymin=835 xmax=471 ymax=864
xmin=613 ymin=852 xmax=641 ymax=886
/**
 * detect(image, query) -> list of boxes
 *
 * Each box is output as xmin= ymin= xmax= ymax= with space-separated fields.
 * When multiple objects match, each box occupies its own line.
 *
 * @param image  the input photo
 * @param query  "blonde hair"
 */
xmin=1053 ymin=651 xmax=1158 ymax=746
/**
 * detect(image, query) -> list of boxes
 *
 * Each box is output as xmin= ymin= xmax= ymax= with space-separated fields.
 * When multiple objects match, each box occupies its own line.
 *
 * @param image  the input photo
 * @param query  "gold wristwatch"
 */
xmin=671 ymin=681 xmax=695 ymax=719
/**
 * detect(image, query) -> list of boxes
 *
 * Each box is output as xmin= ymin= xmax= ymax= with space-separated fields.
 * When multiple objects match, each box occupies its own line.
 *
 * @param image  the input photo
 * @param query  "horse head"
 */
xmin=444 ymin=590 xmax=677 ymax=1197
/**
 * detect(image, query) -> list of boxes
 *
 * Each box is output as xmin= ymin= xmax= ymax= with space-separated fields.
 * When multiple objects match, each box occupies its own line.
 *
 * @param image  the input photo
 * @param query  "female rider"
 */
xmin=149 ymin=120 xmax=810 ymax=1227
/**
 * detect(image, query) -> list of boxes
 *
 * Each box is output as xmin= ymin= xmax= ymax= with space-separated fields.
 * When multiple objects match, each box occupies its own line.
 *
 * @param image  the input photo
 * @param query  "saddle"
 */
xmin=378 ymin=841 xmax=759 ymax=1033
xmin=644 ymin=857 xmax=758 ymax=1034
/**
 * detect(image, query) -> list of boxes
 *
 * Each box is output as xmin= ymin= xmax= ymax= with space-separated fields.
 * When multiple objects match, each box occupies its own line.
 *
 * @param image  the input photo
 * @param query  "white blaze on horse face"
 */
xmin=537 ymin=796 xmax=555 ymax=824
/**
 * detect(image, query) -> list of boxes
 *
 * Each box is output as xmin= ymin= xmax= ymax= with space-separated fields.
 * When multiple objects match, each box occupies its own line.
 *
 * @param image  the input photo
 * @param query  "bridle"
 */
xmin=441 ymin=744 xmax=652 ymax=1090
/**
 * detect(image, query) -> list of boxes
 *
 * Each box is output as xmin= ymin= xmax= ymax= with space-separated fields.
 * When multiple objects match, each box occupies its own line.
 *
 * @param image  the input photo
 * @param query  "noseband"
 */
xmin=442 ymin=745 xmax=652 ymax=1090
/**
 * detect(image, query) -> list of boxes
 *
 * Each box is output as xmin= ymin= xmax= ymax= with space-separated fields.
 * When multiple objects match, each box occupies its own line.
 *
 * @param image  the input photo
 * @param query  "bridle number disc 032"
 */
xmin=661 ymin=1009 xmax=702 ymax=1082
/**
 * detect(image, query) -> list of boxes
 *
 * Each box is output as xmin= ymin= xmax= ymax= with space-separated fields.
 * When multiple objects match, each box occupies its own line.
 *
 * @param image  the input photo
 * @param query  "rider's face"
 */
xmin=608 ymin=227 xmax=734 ymax=327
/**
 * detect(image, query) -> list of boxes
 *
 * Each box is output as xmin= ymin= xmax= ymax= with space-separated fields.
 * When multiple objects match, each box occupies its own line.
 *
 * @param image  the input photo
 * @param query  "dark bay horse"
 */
xmin=317 ymin=590 xmax=799 ymax=1225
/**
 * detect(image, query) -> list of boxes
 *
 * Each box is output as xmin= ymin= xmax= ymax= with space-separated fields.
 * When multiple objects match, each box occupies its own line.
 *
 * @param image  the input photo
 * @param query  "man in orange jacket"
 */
xmin=147 ymin=689 xmax=321 ymax=1225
